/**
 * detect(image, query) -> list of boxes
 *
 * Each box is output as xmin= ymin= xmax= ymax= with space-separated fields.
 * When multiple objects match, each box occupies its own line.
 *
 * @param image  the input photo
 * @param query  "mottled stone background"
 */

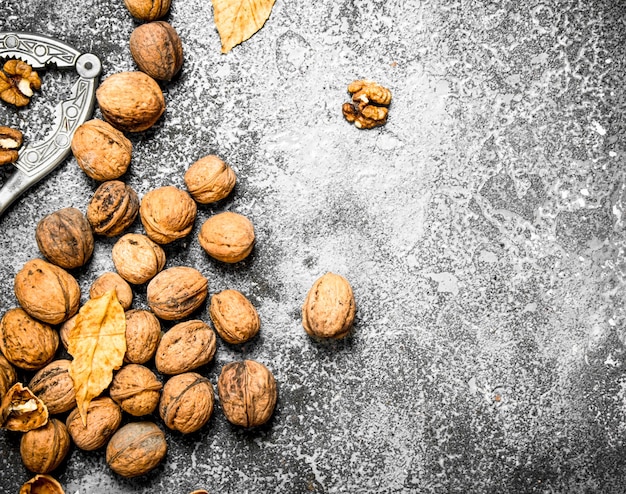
xmin=1 ymin=0 xmax=626 ymax=493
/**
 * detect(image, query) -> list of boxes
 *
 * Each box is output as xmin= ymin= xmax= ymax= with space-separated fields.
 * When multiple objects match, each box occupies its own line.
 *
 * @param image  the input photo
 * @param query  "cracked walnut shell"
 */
xmin=140 ymin=186 xmax=197 ymax=244
xmin=113 ymin=233 xmax=166 ymax=285
xmin=66 ymin=397 xmax=122 ymax=451
xmin=106 ymin=421 xmax=167 ymax=478
xmin=0 ymin=60 xmax=41 ymax=107
xmin=20 ymin=418 xmax=70 ymax=474
xmin=159 ymin=372 xmax=214 ymax=434
xmin=184 ymin=155 xmax=236 ymax=204
xmin=147 ymin=266 xmax=208 ymax=321
xmin=0 ymin=125 xmax=23 ymax=165
xmin=19 ymin=474 xmax=65 ymax=494
xmin=124 ymin=310 xmax=161 ymax=364
xmin=28 ymin=360 xmax=76 ymax=415
xmin=209 ymin=289 xmax=260 ymax=344
xmin=198 ymin=211 xmax=255 ymax=263
xmin=1 ymin=383 xmax=49 ymax=432
xmin=87 ymin=180 xmax=139 ymax=236
xmin=130 ymin=21 xmax=183 ymax=82
xmin=155 ymin=319 xmax=216 ymax=375
xmin=110 ymin=364 xmax=162 ymax=416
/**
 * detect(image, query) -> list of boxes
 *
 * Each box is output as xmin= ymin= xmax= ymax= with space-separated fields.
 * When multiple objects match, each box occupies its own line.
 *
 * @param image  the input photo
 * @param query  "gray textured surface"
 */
xmin=1 ymin=0 xmax=626 ymax=493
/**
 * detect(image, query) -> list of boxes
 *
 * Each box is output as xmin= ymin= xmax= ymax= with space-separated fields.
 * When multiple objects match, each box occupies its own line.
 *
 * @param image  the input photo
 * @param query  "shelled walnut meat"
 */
xmin=90 ymin=272 xmax=133 ymax=310
xmin=140 ymin=186 xmax=197 ymax=244
xmin=198 ymin=211 xmax=255 ymax=263
xmin=28 ymin=360 xmax=76 ymax=415
xmin=159 ymin=372 xmax=214 ymax=434
xmin=342 ymin=79 xmax=392 ymax=129
xmin=109 ymin=364 xmax=162 ymax=416
xmin=130 ymin=21 xmax=183 ymax=81
xmin=20 ymin=418 xmax=70 ymax=474
xmin=124 ymin=0 xmax=171 ymax=21
xmin=106 ymin=421 xmax=167 ymax=478
xmin=112 ymin=233 xmax=166 ymax=285
xmin=86 ymin=180 xmax=139 ymax=236
xmin=66 ymin=397 xmax=122 ymax=451
xmin=123 ymin=309 xmax=161 ymax=364
xmin=155 ymin=320 xmax=216 ymax=375
xmin=0 ymin=60 xmax=41 ymax=107
xmin=184 ymin=154 xmax=236 ymax=204
xmin=209 ymin=289 xmax=260 ymax=344
xmin=0 ymin=125 xmax=23 ymax=165
xmin=147 ymin=266 xmax=208 ymax=320
xmin=0 ymin=353 xmax=17 ymax=399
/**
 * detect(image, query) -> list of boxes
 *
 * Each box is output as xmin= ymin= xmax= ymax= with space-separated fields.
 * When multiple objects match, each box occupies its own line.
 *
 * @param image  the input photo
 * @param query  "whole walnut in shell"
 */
xmin=124 ymin=310 xmax=161 ymax=364
xmin=35 ymin=207 xmax=94 ymax=269
xmin=139 ymin=186 xmax=197 ymax=244
xmin=19 ymin=474 xmax=64 ymax=494
xmin=184 ymin=155 xmax=236 ymax=204
xmin=124 ymin=0 xmax=171 ymax=20
xmin=155 ymin=320 xmax=216 ymax=375
xmin=112 ymin=233 xmax=166 ymax=285
xmin=87 ymin=180 xmax=139 ymax=236
xmin=71 ymin=118 xmax=132 ymax=180
xmin=218 ymin=360 xmax=277 ymax=428
xmin=14 ymin=258 xmax=80 ymax=325
xmin=209 ymin=289 xmax=260 ymax=344
xmin=20 ymin=418 xmax=70 ymax=473
xmin=89 ymin=272 xmax=133 ymax=310
xmin=28 ymin=360 xmax=76 ymax=415
xmin=0 ymin=308 xmax=59 ymax=370
xmin=59 ymin=314 xmax=76 ymax=350
xmin=106 ymin=421 xmax=167 ymax=478
xmin=130 ymin=21 xmax=183 ymax=81
xmin=302 ymin=272 xmax=356 ymax=339
xmin=159 ymin=372 xmax=214 ymax=434
xmin=198 ymin=211 xmax=255 ymax=263
xmin=66 ymin=397 xmax=122 ymax=451
xmin=147 ymin=266 xmax=208 ymax=321
xmin=0 ymin=353 xmax=17 ymax=399
xmin=110 ymin=364 xmax=162 ymax=416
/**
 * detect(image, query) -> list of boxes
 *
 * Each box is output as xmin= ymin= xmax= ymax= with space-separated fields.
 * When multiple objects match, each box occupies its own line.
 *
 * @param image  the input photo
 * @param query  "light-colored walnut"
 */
xmin=147 ymin=266 xmax=208 ymax=321
xmin=184 ymin=155 xmax=236 ymax=204
xmin=112 ymin=233 xmax=166 ymax=285
xmin=106 ymin=421 xmax=167 ymax=478
xmin=155 ymin=320 xmax=216 ymax=375
xmin=109 ymin=364 xmax=162 ymax=416
xmin=124 ymin=310 xmax=161 ymax=364
xmin=28 ymin=360 xmax=76 ymax=415
xmin=89 ymin=272 xmax=133 ymax=310
xmin=159 ymin=372 xmax=214 ymax=434
xmin=130 ymin=21 xmax=183 ymax=81
xmin=124 ymin=0 xmax=171 ymax=20
xmin=209 ymin=289 xmax=260 ymax=344
xmin=140 ymin=186 xmax=197 ymax=244
xmin=20 ymin=418 xmax=70 ymax=473
xmin=198 ymin=211 xmax=255 ymax=263
xmin=66 ymin=397 xmax=122 ymax=451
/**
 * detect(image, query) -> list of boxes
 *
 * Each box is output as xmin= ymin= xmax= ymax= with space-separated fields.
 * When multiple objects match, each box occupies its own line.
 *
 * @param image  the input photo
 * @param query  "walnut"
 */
xmin=58 ymin=314 xmax=76 ymax=350
xmin=112 ymin=233 xmax=166 ymax=285
xmin=0 ymin=353 xmax=17 ymax=399
xmin=159 ymin=372 xmax=214 ymax=434
xmin=198 ymin=211 xmax=255 ymax=263
xmin=106 ymin=421 xmax=167 ymax=478
xmin=218 ymin=360 xmax=277 ymax=428
xmin=139 ymin=186 xmax=197 ymax=244
xmin=28 ymin=360 xmax=76 ymax=415
xmin=155 ymin=320 xmax=216 ymax=375
xmin=147 ymin=266 xmax=208 ymax=321
xmin=19 ymin=474 xmax=64 ymax=494
xmin=86 ymin=180 xmax=139 ymax=236
xmin=0 ymin=308 xmax=59 ymax=370
xmin=124 ymin=0 xmax=171 ymax=20
xmin=124 ymin=309 xmax=162 ymax=364
xmin=14 ymin=258 xmax=80 ymax=325
xmin=66 ymin=397 xmax=122 ymax=451
xmin=109 ymin=364 xmax=162 ymax=416
xmin=96 ymin=71 xmax=165 ymax=132
xmin=0 ymin=125 xmax=23 ymax=166
xmin=209 ymin=289 xmax=260 ymax=344
xmin=0 ymin=60 xmax=41 ymax=107
xmin=184 ymin=155 xmax=236 ymax=204
xmin=302 ymin=272 xmax=356 ymax=339
xmin=20 ymin=418 xmax=70 ymax=474
xmin=342 ymin=79 xmax=392 ymax=129
xmin=0 ymin=383 xmax=49 ymax=432
xmin=71 ymin=119 xmax=132 ymax=181
xmin=130 ymin=21 xmax=183 ymax=82
xmin=89 ymin=272 xmax=133 ymax=310
xmin=35 ymin=207 xmax=94 ymax=269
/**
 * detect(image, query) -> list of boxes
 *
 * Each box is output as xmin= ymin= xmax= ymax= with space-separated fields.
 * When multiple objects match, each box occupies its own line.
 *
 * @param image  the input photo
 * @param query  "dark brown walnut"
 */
xmin=89 ymin=272 xmax=133 ymax=310
xmin=28 ymin=360 xmax=76 ymax=415
xmin=106 ymin=421 xmax=167 ymax=478
xmin=124 ymin=0 xmax=171 ymax=21
xmin=71 ymin=118 xmax=132 ymax=181
xmin=302 ymin=272 xmax=356 ymax=339
xmin=147 ymin=266 xmax=208 ymax=321
xmin=155 ymin=320 xmax=216 ymax=375
xmin=139 ymin=186 xmax=197 ymax=245
xmin=198 ymin=211 xmax=255 ymax=263
xmin=159 ymin=372 xmax=214 ymax=434
xmin=209 ymin=289 xmax=260 ymax=344
xmin=184 ymin=155 xmax=236 ymax=204
xmin=66 ymin=397 xmax=122 ymax=451
xmin=112 ymin=233 xmax=166 ymax=285
xmin=0 ymin=125 xmax=23 ymax=165
xmin=14 ymin=258 xmax=80 ymax=325
xmin=217 ymin=360 xmax=277 ymax=428
xmin=20 ymin=418 xmax=70 ymax=474
xmin=86 ymin=180 xmax=139 ymax=237
xmin=0 ymin=308 xmax=59 ymax=371
xmin=19 ymin=474 xmax=65 ymax=494
xmin=109 ymin=364 xmax=162 ymax=417
xmin=0 ymin=383 xmax=49 ymax=432
xmin=124 ymin=310 xmax=161 ymax=364
xmin=130 ymin=21 xmax=183 ymax=81
xmin=0 ymin=352 xmax=17 ymax=399
xmin=35 ymin=207 xmax=94 ymax=270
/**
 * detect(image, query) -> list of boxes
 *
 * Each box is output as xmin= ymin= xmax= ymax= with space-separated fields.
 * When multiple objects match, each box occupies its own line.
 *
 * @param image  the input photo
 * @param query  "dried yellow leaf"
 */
xmin=212 ymin=0 xmax=276 ymax=53
xmin=68 ymin=290 xmax=126 ymax=426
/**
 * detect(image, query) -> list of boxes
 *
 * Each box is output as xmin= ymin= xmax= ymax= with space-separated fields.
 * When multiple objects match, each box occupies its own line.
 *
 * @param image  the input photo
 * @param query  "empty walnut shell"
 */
xmin=14 ymin=258 xmax=80 ymax=325
xmin=124 ymin=0 xmax=171 ymax=20
xmin=66 ymin=397 xmax=122 ymax=451
xmin=87 ymin=180 xmax=139 ymax=237
xmin=19 ymin=474 xmax=65 ymax=494
xmin=0 ymin=308 xmax=59 ymax=371
xmin=0 ymin=383 xmax=49 ymax=432
xmin=130 ymin=21 xmax=183 ymax=81
xmin=106 ymin=421 xmax=168 ymax=478
xmin=218 ymin=360 xmax=277 ymax=428
xmin=198 ymin=211 xmax=255 ymax=263
xmin=209 ymin=289 xmax=260 ymax=344
xmin=155 ymin=320 xmax=216 ymax=375
xmin=147 ymin=266 xmax=208 ymax=321
xmin=20 ymin=418 xmax=70 ymax=474
xmin=302 ymin=272 xmax=356 ymax=339
xmin=89 ymin=272 xmax=133 ymax=310
xmin=35 ymin=207 xmax=94 ymax=269
xmin=110 ymin=364 xmax=162 ymax=416
xmin=0 ymin=353 xmax=16 ymax=399
xmin=184 ymin=155 xmax=236 ymax=204
xmin=159 ymin=372 xmax=214 ymax=434
xmin=124 ymin=309 xmax=161 ymax=364
xmin=28 ymin=360 xmax=76 ymax=415
xmin=112 ymin=233 xmax=166 ymax=285
xmin=139 ymin=186 xmax=197 ymax=245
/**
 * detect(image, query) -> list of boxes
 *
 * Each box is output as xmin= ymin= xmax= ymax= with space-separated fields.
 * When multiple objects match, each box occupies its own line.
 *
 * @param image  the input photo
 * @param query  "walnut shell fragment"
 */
xmin=110 ymin=364 xmax=162 ymax=416
xmin=66 ymin=397 xmax=122 ymax=451
xmin=139 ymin=186 xmax=197 ymax=245
xmin=19 ymin=474 xmax=65 ymax=494
xmin=159 ymin=372 xmax=214 ymax=434
xmin=124 ymin=309 xmax=161 ymax=364
xmin=28 ymin=360 xmax=76 ymax=415
xmin=198 ymin=211 xmax=255 ymax=263
xmin=184 ymin=154 xmax=236 ymax=204
xmin=155 ymin=320 xmax=216 ymax=375
xmin=0 ymin=353 xmax=17 ymax=399
xmin=112 ymin=233 xmax=166 ymax=285
xmin=209 ymin=289 xmax=260 ymax=344
xmin=106 ymin=421 xmax=168 ymax=478
xmin=90 ymin=272 xmax=133 ymax=310
xmin=20 ymin=418 xmax=70 ymax=474
xmin=130 ymin=21 xmax=183 ymax=82
xmin=1 ymin=383 xmax=49 ymax=432
xmin=147 ymin=266 xmax=208 ymax=320
xmin=87 ymin=180 xmax=140 ymax=236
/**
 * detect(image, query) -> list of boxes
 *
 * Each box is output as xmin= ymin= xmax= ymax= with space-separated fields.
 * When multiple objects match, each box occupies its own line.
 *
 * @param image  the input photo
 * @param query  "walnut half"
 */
xmin=0 ymin=60 xmax=41 ymax=107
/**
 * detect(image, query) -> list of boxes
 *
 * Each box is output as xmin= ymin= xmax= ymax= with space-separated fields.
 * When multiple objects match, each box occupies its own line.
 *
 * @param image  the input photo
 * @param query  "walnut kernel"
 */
xmin=0 ymin=125 xmax=23 ymax=166
xmin=0 ymin=383 xmax=49 ymax=432
xmin=342 ymin=79 xmax=392 ymax=129
xmin=0 ymin=60 xmax=41 ymax=107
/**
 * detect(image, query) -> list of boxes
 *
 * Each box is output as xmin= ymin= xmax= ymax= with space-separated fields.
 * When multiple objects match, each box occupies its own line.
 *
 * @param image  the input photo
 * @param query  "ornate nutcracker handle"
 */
xmin=0 ymin=32 xmax=101 ymax=217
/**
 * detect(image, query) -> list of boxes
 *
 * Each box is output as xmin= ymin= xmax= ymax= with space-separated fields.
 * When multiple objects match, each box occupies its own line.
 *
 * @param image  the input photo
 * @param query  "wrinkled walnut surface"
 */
xmin=184 ymin=155 xmax=236 ymax=204
xmin=147 ymin=266 xmax=208 ymax=320
xmin=106 ymin=421 xmax=167 ymax=478
xmin=28 ymin=360 xmax=76 ymax=415
xmin=89 ymin=272 xmax=133 ymax=310
xmin=20 ymin=418 xmax=70 ymax=474
xmin=109 ymin=364 xmax=162 ymax=416
xmin=198 ymin=211 xmax=255 ymax=263
xmin=86 ymin=180 xmax=139 ymax=237
xmin=112 ymin=233 xmax=166 ymax=285
xmin=123 ymin=309 xmax=161 ymax=364
xmin=130 ymin=21 xmax=183 ymax=81
xmin=159 ymin=372 xmax=214 ymax=434
xmin=139 ymin=186 xmax=197 ymax=244
xmin=209 ymin=289 xmax=260 ymax=344
xmin=155 ymin=319 xmax=216 ymax=374
xmin=66 ymin=397 xmax=122 ymax=451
